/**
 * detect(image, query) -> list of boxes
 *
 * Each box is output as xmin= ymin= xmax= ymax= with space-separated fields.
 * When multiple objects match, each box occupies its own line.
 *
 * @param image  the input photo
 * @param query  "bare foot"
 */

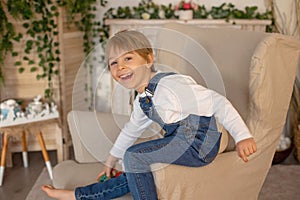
xmin=42 ymin=185 xmax=76 ymax=200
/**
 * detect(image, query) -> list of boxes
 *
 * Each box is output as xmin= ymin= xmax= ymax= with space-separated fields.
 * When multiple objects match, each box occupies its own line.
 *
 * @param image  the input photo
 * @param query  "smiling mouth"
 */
xmin=119 ymin=73 xmax=133 ymax=81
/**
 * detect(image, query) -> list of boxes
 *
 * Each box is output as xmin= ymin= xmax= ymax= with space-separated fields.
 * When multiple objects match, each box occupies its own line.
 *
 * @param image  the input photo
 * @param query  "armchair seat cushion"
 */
xmin=53 ymin=160 xmax=103 ymax=190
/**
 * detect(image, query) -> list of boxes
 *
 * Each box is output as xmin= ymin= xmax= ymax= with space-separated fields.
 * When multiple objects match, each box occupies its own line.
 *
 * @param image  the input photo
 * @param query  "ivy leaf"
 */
xmin=50 ymin=5 xmax=57 ymax=11
xmin=44 ymin=88 xmax=51 ymax=98
xmin=30 ymin=67 xmax=37 ymax=72
xmin=18 ymin=67 xmax=25 ymax=73
xmin=28 ymin=60 xmax=35 ymax=65
xmin=14 ymin=61 xmax=22 ymax=66
xmin=23 ymin=56 xmax=29 ymax=60
xmin=23 ymin=23 xmax=30 ymax=28
xmin=37 ymin=47 xmax=43 ymax=52
xmin=25 ymin=49 xmax=31 ymax=54
xmin=12 ymin=52 xmax=18 ymax=57
xmin=13 ymin=33 xmax=23 ymax=42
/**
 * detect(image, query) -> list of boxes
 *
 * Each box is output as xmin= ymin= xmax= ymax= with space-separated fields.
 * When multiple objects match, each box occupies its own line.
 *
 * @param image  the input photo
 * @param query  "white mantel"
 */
xmin=105 ymin=19 xmax=272 ymax=35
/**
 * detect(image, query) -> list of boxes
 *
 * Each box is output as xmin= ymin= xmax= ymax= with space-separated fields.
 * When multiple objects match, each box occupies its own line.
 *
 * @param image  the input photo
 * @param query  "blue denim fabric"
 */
xmin=75 ymin=173 xmax=129 ymax=200
xmin=74 ymin=72 xmax=221 ymax=200
xmin=124 ymin=72 xmax=221 ymax=200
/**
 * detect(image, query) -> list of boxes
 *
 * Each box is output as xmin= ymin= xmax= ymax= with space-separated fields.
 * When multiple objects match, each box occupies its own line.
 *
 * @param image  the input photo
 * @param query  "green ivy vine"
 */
xmin=0 ymin=1 xmax=22 ymax=85
xmin=0 ymin=0 xmax=107 ymax=99
xmin=57 ymin=0 xmax=108 ymax=109
xmin=58 ymin=0 xmax=108 ymax=54
xmin=103 ymin=1 xmax=272 ymax=20
xmin=9 ymin=0 xmax=61 ymax=98
xmin=102 ymin=1 xmax=273 ymax=37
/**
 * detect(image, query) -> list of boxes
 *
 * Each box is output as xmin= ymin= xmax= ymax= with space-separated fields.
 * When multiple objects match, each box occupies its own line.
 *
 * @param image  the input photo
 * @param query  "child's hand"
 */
xmin=96 ymin=155 xmax=118 ymax=181
xmin=97 ymin=168 xmax=111 ymax=182
xmin=236 ymin=138 xmax=257 ymax=162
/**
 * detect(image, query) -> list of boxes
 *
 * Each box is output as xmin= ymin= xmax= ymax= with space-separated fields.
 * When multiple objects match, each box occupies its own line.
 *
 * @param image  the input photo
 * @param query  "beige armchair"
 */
xmin=53 ymin=23 xmax=300 ymax=200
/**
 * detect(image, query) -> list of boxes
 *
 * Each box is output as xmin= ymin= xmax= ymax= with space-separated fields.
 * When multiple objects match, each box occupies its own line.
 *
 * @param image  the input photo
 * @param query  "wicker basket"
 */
xmin=272 ymin=145 xmax=294 ymax=164
xmin=294 ymin=128 xmax=300 ymax=162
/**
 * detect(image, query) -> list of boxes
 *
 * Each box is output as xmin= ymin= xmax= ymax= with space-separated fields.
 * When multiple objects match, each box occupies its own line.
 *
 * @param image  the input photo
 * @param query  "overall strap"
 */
xmin=139 ymin=72 xmax=177 ymax=129
xmin=146 ymin=72 xmax=176 ymax=95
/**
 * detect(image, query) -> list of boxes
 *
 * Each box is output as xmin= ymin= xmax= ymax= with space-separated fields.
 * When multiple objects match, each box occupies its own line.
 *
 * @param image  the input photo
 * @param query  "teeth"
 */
xmin=120 ymin=73 xmax=131 ymax=79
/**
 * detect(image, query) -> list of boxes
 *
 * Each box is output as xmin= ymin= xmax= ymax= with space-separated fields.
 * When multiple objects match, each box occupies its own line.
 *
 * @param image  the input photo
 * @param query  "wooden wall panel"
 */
xmin=1 ymin=8 xmax=87 ymax=162
xmin=58 ymin=9 xmax=86 ymax=153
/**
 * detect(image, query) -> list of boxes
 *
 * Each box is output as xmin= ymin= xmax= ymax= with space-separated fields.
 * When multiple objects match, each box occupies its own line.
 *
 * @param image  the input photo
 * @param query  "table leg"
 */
xmin=22 ymin=131 xmax=28 ymax=168
xmin=37 ymin=131 xmax=53 ymax=180
xmin=0 ymin=133 xmax=8 ymax=186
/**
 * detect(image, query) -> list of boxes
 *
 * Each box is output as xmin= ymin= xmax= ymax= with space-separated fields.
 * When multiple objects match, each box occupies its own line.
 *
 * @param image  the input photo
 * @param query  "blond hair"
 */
xmin=105 ymin=30 xmax=156 ymax=71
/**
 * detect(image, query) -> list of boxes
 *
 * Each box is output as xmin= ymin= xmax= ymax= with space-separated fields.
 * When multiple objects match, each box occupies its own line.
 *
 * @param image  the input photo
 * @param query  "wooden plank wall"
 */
xmin=0 ymin=7 xmax=87 ymax=162
xmin=1 ymin=18 xmax=48 ymax=100
xmin=58 ymin=8 xmax=86 ymax=155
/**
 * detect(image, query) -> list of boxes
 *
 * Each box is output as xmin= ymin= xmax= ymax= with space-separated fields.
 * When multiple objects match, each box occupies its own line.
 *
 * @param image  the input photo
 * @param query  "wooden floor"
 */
xmin=0 ymin=151 xmax=57 ymax=200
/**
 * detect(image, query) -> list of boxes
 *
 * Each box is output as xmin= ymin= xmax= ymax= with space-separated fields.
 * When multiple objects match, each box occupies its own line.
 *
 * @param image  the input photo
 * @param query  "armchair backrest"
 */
xmin=247 ymin=34 xmax=300 ymax=151
xmin=155 ymin=23 xmax=300 ymax=159
xmin=155 ymin=23 xmax=268 ymax=120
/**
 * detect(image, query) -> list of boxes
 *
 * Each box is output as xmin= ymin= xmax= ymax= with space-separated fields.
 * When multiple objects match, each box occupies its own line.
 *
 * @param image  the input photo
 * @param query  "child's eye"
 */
xmin=124 ymin=57 xmax=132 ymax=62
xmin=110 ymin=61 xmax=117 ymax=68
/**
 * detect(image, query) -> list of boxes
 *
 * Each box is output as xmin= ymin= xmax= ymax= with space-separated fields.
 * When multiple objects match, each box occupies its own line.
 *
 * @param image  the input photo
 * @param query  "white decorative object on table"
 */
xmin=28 ymin=95 xmax=43 ymax=114
xmin=40 ymin=103 xmax=50 ymax=116
xmin=0 ymin=99 xmax=20 ymax=121
xmin=50 ymin=102 xmax=58 ymax=113
xmin=0 ymin=95 xmax=59 ymax=127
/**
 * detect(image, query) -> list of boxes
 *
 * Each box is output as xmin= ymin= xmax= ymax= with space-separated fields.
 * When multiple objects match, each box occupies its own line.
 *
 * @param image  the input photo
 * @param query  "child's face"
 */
xmin=108 ymin=50 xmax=153 ymax=93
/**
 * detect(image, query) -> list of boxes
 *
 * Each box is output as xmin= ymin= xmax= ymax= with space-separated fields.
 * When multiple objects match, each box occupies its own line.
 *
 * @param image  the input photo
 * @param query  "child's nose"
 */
xmin=118 ymin=62 xmax=126 ymax=70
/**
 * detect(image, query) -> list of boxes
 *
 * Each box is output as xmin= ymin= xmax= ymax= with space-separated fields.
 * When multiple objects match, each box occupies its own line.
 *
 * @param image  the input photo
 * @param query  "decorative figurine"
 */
xmin=0 ymin=99 xmax=20 ymax=121
xmin=0 ymin=95 xmax=59 ymax=124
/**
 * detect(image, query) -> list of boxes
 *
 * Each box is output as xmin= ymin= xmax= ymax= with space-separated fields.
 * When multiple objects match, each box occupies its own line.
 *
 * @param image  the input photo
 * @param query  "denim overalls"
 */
xmin=74 ymin=72 xmax=221 ymax=200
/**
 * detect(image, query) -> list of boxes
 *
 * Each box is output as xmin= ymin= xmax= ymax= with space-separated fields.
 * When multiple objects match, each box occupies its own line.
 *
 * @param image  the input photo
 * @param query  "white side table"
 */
xmin=0 ymin=113 xmax=59 ymax=186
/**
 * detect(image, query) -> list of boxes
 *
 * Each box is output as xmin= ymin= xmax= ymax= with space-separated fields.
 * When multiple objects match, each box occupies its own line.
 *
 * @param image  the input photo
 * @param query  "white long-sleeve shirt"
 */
xmin=110 ymin=74 xmax=253 ymax=159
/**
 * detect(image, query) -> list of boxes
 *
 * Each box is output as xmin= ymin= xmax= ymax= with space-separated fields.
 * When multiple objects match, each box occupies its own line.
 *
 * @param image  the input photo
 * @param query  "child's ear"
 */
xmin=146 ymin=54 xmax=154 ymax=70
xmin=147 ymin=53 xmax=154 ymax=64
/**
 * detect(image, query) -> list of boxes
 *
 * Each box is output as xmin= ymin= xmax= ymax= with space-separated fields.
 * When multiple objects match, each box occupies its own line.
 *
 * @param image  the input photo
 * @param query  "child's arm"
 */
xmin=236 ymin=138 xmax=257 ymax=162
xmin=109 ymin=97 xmax=153 ymax=159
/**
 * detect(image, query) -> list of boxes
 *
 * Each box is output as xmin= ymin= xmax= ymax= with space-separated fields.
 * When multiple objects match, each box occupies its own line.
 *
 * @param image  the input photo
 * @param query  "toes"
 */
xmin=42 ymin=185 xmax=55 ymax=191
